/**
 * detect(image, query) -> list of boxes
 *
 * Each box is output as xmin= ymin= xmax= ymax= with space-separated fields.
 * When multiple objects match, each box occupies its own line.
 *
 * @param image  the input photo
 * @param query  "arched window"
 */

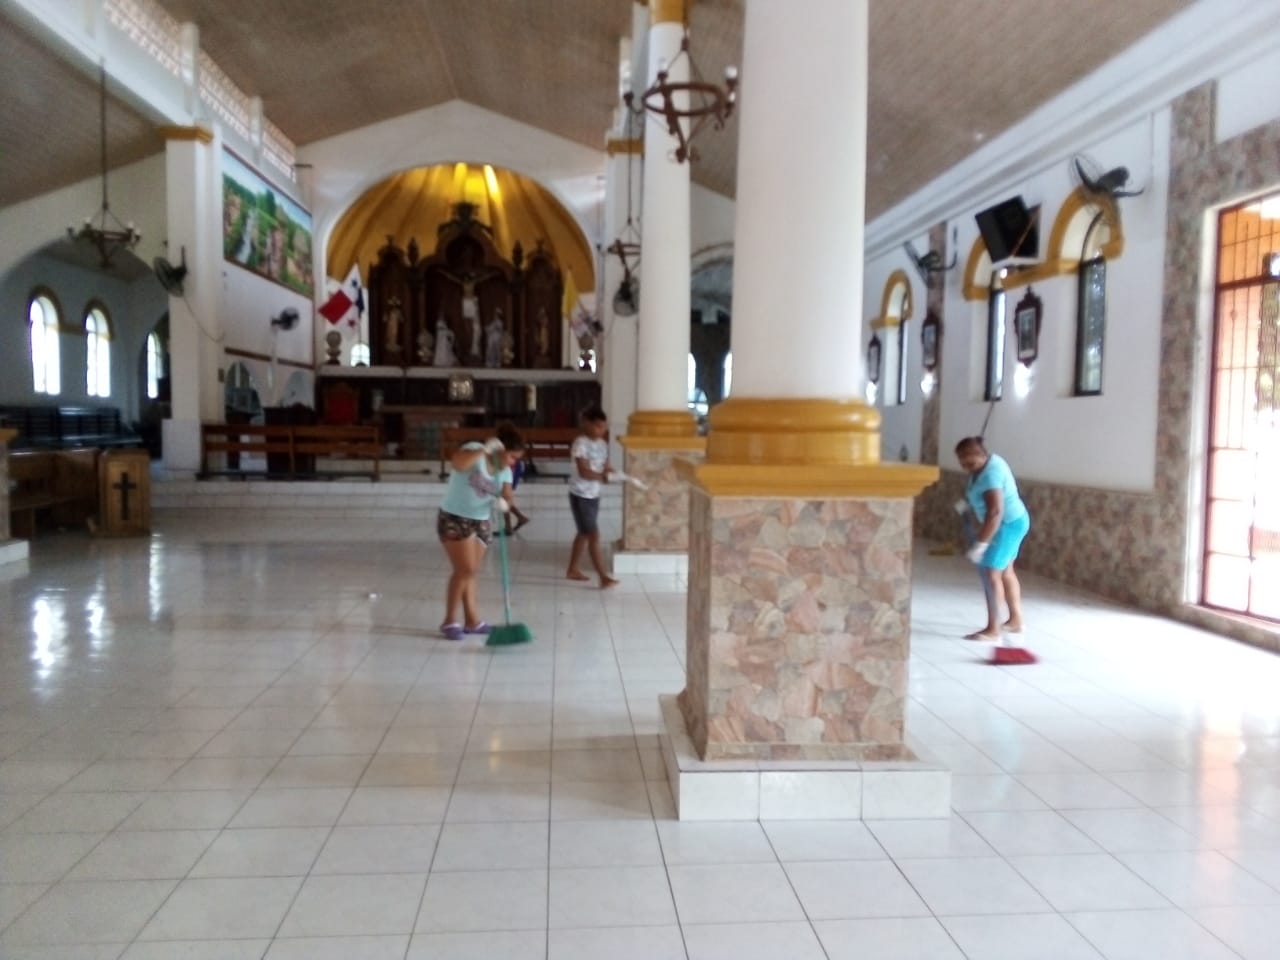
xmin=985 ymin=273 xmax=1007 ymax=402
xmin=349 ymin=343 xmax=370 ymax=366
xmin=722 ymin=351 xmax=733 ymax=398
xmin=874 ymin=270 xmax=913 ymax=406
xmin=85 ymin=303 xmax=112 ymax=398
xmin=146 ymin=332 xmax=164 ymax=399
xmin=29 ymin=291 xmax=61 ymax=395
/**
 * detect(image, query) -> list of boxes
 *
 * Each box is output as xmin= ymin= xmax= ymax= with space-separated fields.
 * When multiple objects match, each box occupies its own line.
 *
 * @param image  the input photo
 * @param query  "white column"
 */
xmin=162 ymin=133 xmax=224 ymax=474
xmin=730 ymin=0 xmax=869 ymax=398
xmin=635 ymin=16 xmax=691 ymax=413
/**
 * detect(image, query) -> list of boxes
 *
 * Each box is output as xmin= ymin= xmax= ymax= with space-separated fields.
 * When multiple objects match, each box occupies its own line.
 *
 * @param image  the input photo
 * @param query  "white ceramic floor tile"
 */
xmin=684 ymin=921 xmax=828 ymax=960
xmin=407 ymin=930 xmax=547 ymax=960
xmin=120 ymin=940 xmax=270 ymax=959
xmin=312 ymin=824 xmax=441 ymax=874
xmin=548 ymin=819 xmax=662 ymax=867
xmin=1 ymin=879 xmax=176 ymax=946
xmin=139 ymin=876 xmax=304 ymax=940
xmin=432 ymin=821 xmax=550 ymax=871
xmin=278 ymin=873 xmax=427 ymax=938
xmin=961 ymin=810 xmax=1103 ymax=856
xmin=416 ymin=869 xmax=548 ymax=933
xmin=868 ymin=818 xmax=995 ymax=859
xmin=1007 ymin=853 xmax=1171 ymax=911
xmin=668 ymin=863 xmax=805 ymax=924
xmin=1064 ymin=908 xmax=1243 ymax=960
xmin=896 ymin=857 xmax=1052 ymax=916
xmin=814 ymin=917 xmax=966 ymax=960
xmin=785 ymin=860 xmax=932 ymax=920
xmin=1190 ymin=904 xmax=1280 ymax=960
xmin=189 ymin=826 xmax=330 ymax=877
xmin=657 ymin=821 xmax=776 ymax=864
xmin=66 ymin=829 xmax=216 ymax=880
xmin=0 ymin=833 xmax=106 ymax=883
xmin=264 ymin=935 xmax=411 ymax=959
xmin=548 ymin=866 xmax=676 ymax=928
xmin=1115 ymin=850 xmax=1280 ymax=908
xmin=941 ymin=913 xmax=1104 ymax=960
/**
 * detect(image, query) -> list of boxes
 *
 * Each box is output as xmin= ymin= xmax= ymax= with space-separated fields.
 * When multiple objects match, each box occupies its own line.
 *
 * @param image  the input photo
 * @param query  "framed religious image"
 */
xmin=222 ymin=150 xmax=314 ymax=296
xmin=921 ymin=311 xmax=941 ymax=371
xmin=1014 ymin=288 xmax=1043 ymax=366
xmin=867 ymin=332 xmax=882 ymax=384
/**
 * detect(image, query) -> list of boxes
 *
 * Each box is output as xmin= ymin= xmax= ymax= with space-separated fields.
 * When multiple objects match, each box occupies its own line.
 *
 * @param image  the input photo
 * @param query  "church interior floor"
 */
xmin=1 ymin=503 xmax=1279 ymax=960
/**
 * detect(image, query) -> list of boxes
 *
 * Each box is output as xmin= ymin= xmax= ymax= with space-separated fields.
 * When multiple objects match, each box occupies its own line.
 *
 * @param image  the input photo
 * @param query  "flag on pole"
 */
xmin=318 ymin=286 xmax=352 ymax=324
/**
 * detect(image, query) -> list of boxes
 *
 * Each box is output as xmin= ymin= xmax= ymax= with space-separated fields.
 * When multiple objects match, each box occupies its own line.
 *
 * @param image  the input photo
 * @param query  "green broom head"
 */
xmin=486 ymin=622 xmax=534 ymax=646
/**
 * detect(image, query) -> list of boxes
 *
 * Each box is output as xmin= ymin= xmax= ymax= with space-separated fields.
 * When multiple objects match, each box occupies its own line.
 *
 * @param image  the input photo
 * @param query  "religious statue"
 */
xmin=416 ymin=326 xmax=434 ymax=364
xmin=433 ymin=316 xmax=457 ymax=367
xmin=441 ymin=265 xmax=500 ymax=362
xmin=485 ymin=309 xmax=505 ymax=368
xmin=383 ymin=297 xmax=405 ymax=354
xmin=535 ymin=307 xmax=551 ymax=365
xmin=501 ymin=329 xmax=515 ymax=366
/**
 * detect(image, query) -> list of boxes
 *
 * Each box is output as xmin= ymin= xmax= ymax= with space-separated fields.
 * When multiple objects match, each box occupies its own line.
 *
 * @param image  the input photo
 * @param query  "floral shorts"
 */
xmin=437 ymin=510 xmax=493 ymax=546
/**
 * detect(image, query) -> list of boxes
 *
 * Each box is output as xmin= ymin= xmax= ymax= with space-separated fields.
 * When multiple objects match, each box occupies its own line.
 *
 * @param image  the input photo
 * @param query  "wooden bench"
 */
xmin=0 ymin=405 xmax=141 ymax=450
xmin=439 ymin=426 xmax=587 ymax=477
xmin=200 ymin=423 xmax=382 ymax=480
xmin=8 ymin=449 xmax=99 ymax=538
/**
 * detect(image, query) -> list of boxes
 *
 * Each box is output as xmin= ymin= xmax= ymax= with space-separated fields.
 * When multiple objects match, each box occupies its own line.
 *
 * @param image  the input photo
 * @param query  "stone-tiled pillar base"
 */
xmin=662 ymin=405 xmax=947 ymax=819
xmin=615 ymin=411 xmax=705 ymax=572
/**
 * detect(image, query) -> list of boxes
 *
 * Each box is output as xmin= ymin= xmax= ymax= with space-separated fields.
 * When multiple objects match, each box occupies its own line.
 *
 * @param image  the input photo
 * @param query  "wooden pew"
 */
xmin=200 ymin=423 xmax=382 ymax=480
xmin=8 ymin=449 xmax=99 ymax=538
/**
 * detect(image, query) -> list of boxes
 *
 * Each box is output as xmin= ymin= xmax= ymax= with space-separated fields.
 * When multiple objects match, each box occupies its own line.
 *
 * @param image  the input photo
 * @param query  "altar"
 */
xmin=318 ymin=202 xmax=601 ymax=446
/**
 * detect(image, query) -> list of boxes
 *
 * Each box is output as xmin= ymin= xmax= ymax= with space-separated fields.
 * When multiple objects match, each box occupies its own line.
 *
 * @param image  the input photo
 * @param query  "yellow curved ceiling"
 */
xmin=326 ymin=163 xmax=594 ymax=295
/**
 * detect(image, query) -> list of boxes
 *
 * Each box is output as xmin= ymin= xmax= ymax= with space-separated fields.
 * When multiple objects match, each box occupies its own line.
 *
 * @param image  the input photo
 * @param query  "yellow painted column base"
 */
xmin=626 ymin=408 xmax=700 ymax=439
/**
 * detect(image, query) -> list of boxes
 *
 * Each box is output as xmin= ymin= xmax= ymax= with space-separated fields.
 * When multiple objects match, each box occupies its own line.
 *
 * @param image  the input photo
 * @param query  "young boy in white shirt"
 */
xmin=566 ymin=405 xmax=618 ymax=588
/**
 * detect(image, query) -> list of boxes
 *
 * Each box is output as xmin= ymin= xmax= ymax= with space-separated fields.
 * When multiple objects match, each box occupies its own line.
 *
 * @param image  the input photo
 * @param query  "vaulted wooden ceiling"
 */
xmin=1 ymin=0 xmax=1192 ymax=215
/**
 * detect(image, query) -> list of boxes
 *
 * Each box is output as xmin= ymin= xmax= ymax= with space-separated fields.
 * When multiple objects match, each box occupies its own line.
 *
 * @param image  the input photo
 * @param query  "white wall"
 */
xmin=863 ymin=237 xmax=928 ymax=463
xmin=934 ymin=112 xmax=1170 ymax=492
xmin=1215 ymin=44 xmax=1280 ymax=145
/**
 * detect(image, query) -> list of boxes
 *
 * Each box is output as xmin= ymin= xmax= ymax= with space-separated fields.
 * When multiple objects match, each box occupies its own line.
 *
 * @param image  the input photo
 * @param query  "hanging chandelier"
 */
xmin=68 ymin=62 xmax=141 ymax=267
xmin=623 ymin=27 xmax=738 ymax=164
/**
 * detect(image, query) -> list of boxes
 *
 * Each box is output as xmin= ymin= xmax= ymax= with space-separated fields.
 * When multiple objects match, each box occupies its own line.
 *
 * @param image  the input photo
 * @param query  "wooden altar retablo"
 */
xmin=366 ymin=204 xmax=565 ymax=371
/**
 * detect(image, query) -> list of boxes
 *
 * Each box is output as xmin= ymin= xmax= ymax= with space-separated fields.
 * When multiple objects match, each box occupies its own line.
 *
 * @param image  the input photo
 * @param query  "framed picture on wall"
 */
xmin=1013 ymin=288 xmax=1042 ymax=366
xmin=221 ymin=149 xmax=314 ymax=296
xmin=921 ymin=311 xmax=941 ymax=371
xmin=867 ymin=333 xmax=882 ymax=384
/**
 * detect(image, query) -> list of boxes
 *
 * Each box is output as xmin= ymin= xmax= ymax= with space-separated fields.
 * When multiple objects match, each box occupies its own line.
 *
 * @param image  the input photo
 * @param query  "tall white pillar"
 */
xmin=730 ymin=0 xmax=868 ymax=399
xmin=161 ymin=128 xmax=224 ymax=474
xmin=631 ymin=0 xmax=694 ymax=432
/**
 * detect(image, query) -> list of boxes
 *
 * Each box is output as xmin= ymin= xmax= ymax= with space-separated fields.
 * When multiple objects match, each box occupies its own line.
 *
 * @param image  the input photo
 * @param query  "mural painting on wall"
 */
xmin=222 ymin=150 xmax=314 ymax=297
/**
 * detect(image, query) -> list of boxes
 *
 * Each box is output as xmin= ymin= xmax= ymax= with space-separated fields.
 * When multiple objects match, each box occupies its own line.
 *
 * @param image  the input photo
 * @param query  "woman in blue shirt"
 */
xmin=955 ymin=436 xmax=1031 ymax=642
xmin=438 ymin=423 xmax=524 ymax=640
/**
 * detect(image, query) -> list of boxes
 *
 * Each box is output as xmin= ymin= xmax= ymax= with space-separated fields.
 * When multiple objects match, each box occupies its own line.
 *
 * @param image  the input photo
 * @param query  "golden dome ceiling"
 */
xmin=326 ymin=163 xmax=594 ymax=295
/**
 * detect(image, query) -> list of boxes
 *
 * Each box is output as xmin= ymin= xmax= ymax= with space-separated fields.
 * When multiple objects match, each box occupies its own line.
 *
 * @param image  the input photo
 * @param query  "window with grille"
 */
xmin=1203 ymin=191 xmax=1280 ymax=621
xmin=146 ymin=332 xmax=164 ymax=399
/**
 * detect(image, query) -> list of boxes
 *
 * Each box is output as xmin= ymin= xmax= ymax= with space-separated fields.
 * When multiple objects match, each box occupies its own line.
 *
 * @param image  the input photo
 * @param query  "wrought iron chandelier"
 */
xmin=69 ymin=63 xmax=141 ymax=267
xmin=623 ymin=28 xmax=738 ymax=164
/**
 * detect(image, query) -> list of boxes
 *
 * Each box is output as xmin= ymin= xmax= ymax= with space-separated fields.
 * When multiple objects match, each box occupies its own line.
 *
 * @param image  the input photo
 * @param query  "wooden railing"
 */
xmin=200 ymin=423 xmax=382 ymax=480
xmin=439 ymin=426 xmax=585 ymax=476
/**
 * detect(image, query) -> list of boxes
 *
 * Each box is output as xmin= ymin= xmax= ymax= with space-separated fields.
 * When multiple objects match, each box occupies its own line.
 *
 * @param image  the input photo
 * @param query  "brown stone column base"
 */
xmin=616 ymin=435 xmax=706 ymax=554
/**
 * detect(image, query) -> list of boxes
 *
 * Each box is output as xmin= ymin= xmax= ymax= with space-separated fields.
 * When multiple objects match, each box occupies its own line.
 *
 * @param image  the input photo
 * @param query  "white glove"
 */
xmin=966 ymin=541 xmax=989 ymax=563
xmin=483 ymin=438 xmax=505 ymax=457
xmin=953 ymin=499 xmax=969 ymax=516
xmin=611 ymin=471 xmax=650 ymax=491
xmin=493 ymin=497 xmax=511 ymax=514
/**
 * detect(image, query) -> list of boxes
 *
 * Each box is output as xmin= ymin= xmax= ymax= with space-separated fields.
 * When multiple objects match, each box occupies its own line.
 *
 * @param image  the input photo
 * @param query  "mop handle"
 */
xmin=496 ymin=503 xmax=514 ymax=624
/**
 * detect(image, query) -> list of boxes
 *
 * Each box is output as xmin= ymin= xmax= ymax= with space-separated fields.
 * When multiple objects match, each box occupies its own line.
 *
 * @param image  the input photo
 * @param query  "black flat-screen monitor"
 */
xmin=975 ymin=196 xmax=1039 ymax=263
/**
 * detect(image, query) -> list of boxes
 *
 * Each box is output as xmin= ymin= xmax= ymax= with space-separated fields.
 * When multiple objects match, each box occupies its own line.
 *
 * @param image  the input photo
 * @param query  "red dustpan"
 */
xmin=989 ymin=639 xmax=1037 ymax=665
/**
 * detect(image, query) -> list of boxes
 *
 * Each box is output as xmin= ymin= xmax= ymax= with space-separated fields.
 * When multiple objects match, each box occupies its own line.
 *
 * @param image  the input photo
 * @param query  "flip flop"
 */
xmin=464 ymin=621 xmax=492 ymax=635
xmin=440 ymin=622 xmax=464 ymax=641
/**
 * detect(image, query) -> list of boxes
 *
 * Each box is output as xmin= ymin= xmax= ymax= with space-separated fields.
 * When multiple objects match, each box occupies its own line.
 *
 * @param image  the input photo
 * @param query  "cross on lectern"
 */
xmin=113 ymin=472 xmax=138 ymax=521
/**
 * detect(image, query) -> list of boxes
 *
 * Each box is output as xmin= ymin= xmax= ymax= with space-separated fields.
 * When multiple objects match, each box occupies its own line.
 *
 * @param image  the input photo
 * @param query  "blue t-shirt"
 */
xmin=440 ymin=442 xmax=514 ymax=520
xmin=965 ymin=453 xmax=1029 ymax=525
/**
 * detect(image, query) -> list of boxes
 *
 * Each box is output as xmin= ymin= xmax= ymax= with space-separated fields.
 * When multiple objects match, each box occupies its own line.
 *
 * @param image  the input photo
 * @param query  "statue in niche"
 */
xmin=383 ymin=297 xmax=405 ymax=355
xmin=416 ymin=326 xmax=434 ymax=364
xmin=485 ymin=309 xmax=506 ymax=368
xmin=501 ymin=329 xmax=515 ymax=366
xmin=432 ymin=315 xmax=457 ymax=367
xmin=535 ymin=307 xmax=551 ymax=364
